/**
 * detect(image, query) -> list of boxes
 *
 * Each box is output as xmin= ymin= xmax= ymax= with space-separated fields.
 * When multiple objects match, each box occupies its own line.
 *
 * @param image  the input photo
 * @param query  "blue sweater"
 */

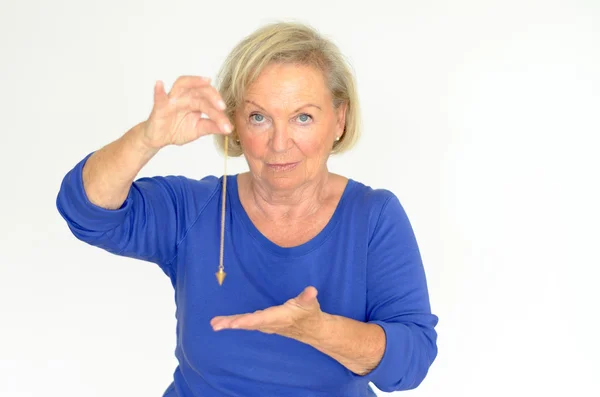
xmin=56 ymin=153 xmax=438 ymax=396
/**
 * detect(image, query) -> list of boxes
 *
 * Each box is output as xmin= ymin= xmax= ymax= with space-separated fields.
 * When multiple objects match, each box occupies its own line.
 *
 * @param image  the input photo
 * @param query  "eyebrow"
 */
xmin=244 ymin=100 xmax=322 ymax=113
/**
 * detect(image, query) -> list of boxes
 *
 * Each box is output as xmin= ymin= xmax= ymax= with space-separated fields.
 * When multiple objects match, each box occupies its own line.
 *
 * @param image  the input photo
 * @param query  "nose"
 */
xmin=270 ymin=122 xmax=292 ymax=153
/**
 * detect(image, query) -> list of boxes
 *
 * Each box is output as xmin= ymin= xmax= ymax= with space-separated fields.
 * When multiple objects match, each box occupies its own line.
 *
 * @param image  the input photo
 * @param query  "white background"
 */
xmin=1 ymin=0 xmax=599 ymax=396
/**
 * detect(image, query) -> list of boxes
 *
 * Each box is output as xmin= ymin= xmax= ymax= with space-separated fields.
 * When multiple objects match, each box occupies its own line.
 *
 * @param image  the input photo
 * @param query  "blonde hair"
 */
xmin=214 ymin=21 xmax=361 ymax=157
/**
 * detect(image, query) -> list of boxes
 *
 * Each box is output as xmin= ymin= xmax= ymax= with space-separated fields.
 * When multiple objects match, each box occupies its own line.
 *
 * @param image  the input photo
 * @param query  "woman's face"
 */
xmin=234 ymin=62 xmax=346 ymax=192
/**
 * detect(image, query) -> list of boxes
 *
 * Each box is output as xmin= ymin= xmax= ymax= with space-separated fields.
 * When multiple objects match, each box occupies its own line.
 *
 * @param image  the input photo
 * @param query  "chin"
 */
xmin=263 ymin=173 xmax=302 ymax=189
xmin=258 ymin=167 xmax=306 ymax=190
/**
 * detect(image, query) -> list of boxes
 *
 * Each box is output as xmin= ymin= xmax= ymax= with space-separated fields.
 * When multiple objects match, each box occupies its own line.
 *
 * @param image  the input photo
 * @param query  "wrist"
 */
xmin=128 ymin=121 xmax=161 ymax=159
xmin=301 ymin=312 xmax=336 ymax=347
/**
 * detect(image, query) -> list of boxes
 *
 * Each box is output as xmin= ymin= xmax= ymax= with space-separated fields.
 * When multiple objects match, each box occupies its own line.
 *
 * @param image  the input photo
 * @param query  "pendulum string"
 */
xmin=216 ymin=135 xmax=228 ymax=286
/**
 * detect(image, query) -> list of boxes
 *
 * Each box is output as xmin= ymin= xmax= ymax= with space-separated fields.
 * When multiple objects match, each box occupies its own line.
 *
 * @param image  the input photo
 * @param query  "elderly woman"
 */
xmin=56 ymin=22 xmax=438 ymax=396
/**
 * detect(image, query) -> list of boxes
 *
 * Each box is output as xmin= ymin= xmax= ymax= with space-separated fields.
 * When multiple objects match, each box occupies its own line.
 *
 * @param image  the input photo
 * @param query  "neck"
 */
xmin=243 ymin=170 xmax=331 ymax=222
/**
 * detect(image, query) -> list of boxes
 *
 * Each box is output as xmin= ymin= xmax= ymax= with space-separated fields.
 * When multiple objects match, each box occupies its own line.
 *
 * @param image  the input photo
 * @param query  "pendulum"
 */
xmin=216 ymin=135 xmax=228 ymax=286
xmin=216 ymin=135 xmax=228 ymax=285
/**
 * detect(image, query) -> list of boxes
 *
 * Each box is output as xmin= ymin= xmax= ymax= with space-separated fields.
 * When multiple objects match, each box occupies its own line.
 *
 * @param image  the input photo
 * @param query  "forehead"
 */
xmin=243 ymin=63 xmax=331 ymax=108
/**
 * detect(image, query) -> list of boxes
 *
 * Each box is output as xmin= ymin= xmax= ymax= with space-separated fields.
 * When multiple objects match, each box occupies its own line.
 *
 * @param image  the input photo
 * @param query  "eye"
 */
xmin=296 ymin=113 xmax=313 ymax=124
xmin=250 ymin=113 xmax=266 ymax=124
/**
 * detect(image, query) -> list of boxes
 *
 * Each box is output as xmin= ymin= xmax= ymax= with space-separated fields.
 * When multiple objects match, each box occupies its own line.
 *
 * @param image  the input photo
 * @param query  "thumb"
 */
xmin=297 ymin=286 xmax=318 ymax=306
xmin=153 ymin=80 xmax=168 ymax=106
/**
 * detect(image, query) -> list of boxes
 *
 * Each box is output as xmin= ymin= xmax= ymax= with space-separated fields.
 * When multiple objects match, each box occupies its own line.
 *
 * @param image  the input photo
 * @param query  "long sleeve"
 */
xmin=363 ymin=193 xmax=438 ymax=391
xmin=56 ymin=152 xmax=220 ymax=280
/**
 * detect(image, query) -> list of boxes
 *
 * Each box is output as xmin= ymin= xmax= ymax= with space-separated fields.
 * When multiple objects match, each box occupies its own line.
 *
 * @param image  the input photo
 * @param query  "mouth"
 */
xmin=266 ymin=161 xmax=300 ymax=171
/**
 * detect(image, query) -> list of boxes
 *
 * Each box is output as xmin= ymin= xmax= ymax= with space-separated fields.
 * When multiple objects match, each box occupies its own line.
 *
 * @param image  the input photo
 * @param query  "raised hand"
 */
xmin=141 ymin=76 xmax=233 ymax=149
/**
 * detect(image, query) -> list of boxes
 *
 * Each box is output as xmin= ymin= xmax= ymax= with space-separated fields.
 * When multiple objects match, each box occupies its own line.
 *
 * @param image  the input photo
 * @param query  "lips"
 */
xmin=266 ymin=162 xmax=300 ymax=171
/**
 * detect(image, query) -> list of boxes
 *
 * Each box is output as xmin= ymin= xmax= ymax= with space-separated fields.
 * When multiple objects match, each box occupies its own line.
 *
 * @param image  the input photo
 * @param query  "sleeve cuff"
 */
xmin=56 ymin=152 xmax=133 ymax=232
xmin=363 ymin=320 xmax=413 ymax=390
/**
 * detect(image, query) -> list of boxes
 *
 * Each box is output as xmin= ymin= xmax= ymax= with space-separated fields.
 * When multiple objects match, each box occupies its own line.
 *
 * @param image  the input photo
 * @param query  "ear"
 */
xmin=335 ymin=101 xmax=348 ymax=138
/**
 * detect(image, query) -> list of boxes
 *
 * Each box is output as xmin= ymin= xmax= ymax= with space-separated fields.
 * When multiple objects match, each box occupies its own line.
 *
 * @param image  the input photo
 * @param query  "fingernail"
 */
xmin=224 ymin=123 xmax=232 ymax=133
xmin=218 ymin=100 xmax=226 ymax=110
xmin=213 ymin=325 xmax=223 ymax=331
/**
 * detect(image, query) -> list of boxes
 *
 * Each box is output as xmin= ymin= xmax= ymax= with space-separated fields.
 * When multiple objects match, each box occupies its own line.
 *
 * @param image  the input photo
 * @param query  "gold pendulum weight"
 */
xmin=216 ymin=135 xmax=228 ymax=286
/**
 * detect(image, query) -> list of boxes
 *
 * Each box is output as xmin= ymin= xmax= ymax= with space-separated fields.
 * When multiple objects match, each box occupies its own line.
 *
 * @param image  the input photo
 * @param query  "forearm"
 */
xmin=302 ymin=313 xmax=386 ymax=376
xmin=82 ymin=121 xmax=159 ymax=209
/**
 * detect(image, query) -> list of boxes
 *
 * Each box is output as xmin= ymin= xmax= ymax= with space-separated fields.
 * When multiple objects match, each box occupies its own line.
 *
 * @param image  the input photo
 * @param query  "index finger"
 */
xmin=170 ymin=75 xmax=212 ymax=95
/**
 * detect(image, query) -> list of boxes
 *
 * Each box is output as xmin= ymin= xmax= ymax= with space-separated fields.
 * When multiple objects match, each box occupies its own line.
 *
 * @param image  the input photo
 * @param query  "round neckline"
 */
xmin=228 ymin=174 xmax=355 ymax=258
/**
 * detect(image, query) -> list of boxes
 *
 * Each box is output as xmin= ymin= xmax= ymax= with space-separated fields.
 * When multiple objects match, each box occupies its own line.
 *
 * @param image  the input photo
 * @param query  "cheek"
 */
xmin=294 ymin=135 xmax=324 ymax=156
xmin=241 ymin=133 xmax=268 ymax=159
xmin=234 ymin=119 xmax=263 ymax=156
xmin=293 ymin=125 xmax=333 ymax=156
